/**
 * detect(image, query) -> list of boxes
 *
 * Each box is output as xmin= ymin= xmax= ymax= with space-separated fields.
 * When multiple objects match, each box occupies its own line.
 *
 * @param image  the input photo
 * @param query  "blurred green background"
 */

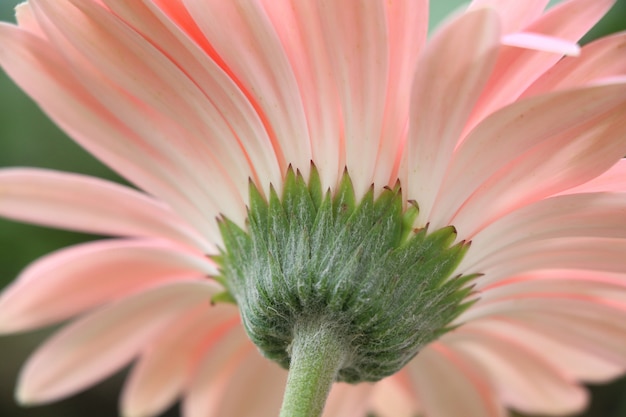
xmin=0 ymin=1 xmax=625 ymax=416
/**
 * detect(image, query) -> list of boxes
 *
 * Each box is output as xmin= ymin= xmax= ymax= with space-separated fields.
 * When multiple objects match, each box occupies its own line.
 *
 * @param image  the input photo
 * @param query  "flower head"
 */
xmin=1 ymin=0 xmax=626 ymax=416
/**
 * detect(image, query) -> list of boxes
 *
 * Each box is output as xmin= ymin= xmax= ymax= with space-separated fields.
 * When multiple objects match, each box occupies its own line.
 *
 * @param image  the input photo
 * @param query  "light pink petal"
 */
xmin=17 ymin=281 xmax=221 ymax=405
xmin=258 ymin=0 xmax=342 ymax=190
xmin=183 ymin=0 xmax=312 ymax=179
xmin=471 ymin=238 xmax=626 ymax=285
xmin=15 ymin=2 xmax=45 ymax=36
xmin=0 ymin=239 xmax=216 ymax=333
xmin=523 ymin=32 xmax=626 ymax=97
xmin=316 ymin=0 xmax=390 ymax=196
xmin=100 ymin=0 xmax=282 ymax=197
xmin=0 ymin=22 xmax=218 ymax=240
xmin=447 ymin=327 xmax=588 ymax=414
xmin=498 ymin=311 xmax=626 ymax=379
xmin=30 ymin=0 xmax=248 ymax=228
xmin=464 ymin=316 xmax=626 ymax=383
xmin=183 ymin=326 xmax=287 ymax=417
xmin=406 ymin=344 xmax=505 ymax=417
xmin=405 ymin=8 xmax=500 ymax=225
xmin=561 ymin=159 xmax=626 ymax=194
xmin=460 ymin=283 xmax=626 ymax=324
xmin=462 ymin=193 xmax=626 ymax=269
xmin=466 ymin=0 xmax=549 ymax=33
xmin=323 ymin=382 xmax=373 ymax=417
xmin=501 ymin=32 xmax=580 ymax=56
xmin=0 ymin=168 xmax=210 ymax=251
xmin=121 ymin=304 xmax=239 ymax=417
xmin=370 ymin=375 xmax=420 ymax=417
xmin=429 ymin=82 xmax=626 ymax=232
xmin=458 ymin=301 xmax=626 ymax=377
xmin=466 ymin=0 xmax=616 ymax=132
xmin=373 ymin=0 xmax=428 ymax=187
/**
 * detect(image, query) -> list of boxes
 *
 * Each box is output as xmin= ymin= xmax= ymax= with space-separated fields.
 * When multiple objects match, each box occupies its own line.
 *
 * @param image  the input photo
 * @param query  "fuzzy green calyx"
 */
xmin=217 ymin=167 xmax=474 ymax=383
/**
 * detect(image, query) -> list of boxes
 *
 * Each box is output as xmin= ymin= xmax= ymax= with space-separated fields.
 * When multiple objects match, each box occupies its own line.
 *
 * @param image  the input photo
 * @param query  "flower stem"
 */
xmin=279 ymin=319 xmax=347 ymax=417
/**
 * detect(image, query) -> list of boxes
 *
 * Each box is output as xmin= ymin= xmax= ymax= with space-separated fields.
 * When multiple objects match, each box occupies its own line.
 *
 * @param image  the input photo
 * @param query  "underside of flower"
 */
xmin=217 ymin=166 xmax=476 ymax=383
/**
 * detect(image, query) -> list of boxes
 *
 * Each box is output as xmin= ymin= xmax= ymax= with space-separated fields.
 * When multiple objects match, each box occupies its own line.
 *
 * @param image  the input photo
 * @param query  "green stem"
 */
xmin=279 ymin=319 xmax=347 ymax=417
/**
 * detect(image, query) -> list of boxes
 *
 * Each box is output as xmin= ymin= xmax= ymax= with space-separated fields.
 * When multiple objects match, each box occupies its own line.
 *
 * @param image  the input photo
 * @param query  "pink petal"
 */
xmin=429 ymin=82 xmax=626 ymax=232
xmin=30 ymin=0 xmax=248 ymax=227
xmin=463 ymin=193 xmax=626 ymax=269
xmin=258 ymin=0 xmax=342 ymax=190
xmin=0 ymin=168 xmax=211 ymax=251
xmin=0 ymin=22 xmax=218 ymax=240
xmin=523 ymin=32 xmax=626 ymax=97
xmin=458 ymin=302 xmax=626 ymax=377
xmin=183 ymin=326 xmax=286 ymax=417
xmin=466 ymin=0 xmax=616 ymax=132
xmin=466 ymin=0 xmax=549 ymax=33
xmin=459 ymin=284 xmax=626 ymax=323
xmin=465 ymin=316 xmax=626 ymax=383
xmin=501 ymin=311 xmax=626 ymax=379
xmin=472 ymin=237 xmax=626 ymax=285
xmin=15 ymin=3 xmax=45 ymax=36
xmin=323 ymin=382 xmax=373 ymax=417
xmin=0 ymin=239 xmax=216 ymax=333
xmin=406 ymin=344 xmax=505 ymax=417
xmin=370 ymin=375 xmax=420 ymax=417
xmin=405 ymin=7 xmax=500 ymax=225
xmin=501 ymin=32 xmax=580 ymax=56
xmin=121 ymin=304 xmax=240 ymax=417
xmin=100 ymin=0 xmax=282 ymax=197
xmin=562 ymin=159 xmax=626 ymax=194
xmin=373 ymin=0 xmax=428 ymax=187
xmin=447 ymin=327 xmax=588 ymax=414
xmin=17 ymin=281 xmax=221 ymax=405
xmin=302 ymin=0 xmax=388 ymax=196
xmin=182 ymin=0 xmax=312 ymax=179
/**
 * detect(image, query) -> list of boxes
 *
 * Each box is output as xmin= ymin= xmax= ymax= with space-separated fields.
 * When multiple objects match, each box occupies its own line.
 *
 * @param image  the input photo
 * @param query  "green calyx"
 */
xmin=216 ymin=166 xmax=475 ymax=383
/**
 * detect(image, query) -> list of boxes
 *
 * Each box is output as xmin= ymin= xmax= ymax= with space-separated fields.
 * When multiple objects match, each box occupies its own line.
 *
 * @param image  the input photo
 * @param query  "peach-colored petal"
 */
xmin=472 ymin=238 xmax=626 ymax=286
xmin=370 ymin=375 xmax=420 ymax=417
xmin=121 ymin=304 xmax=239 ymax=417
xmin=100 ymin=0 xmax=282 ymax=198
xmin=405 ymin=7 xmax=500 ymax=226
xmin=463 ymin=193 xmax=626 ymax=269
xmin=466 ymin=0 xmax=549 ymax=33
xmin=562 ymin=159 xmax=626 ymax=194
xmin=313 ymin=0 xmax=391 ymax=196
xmin=499 ymin=310 xmax=626 ymax=378
xmin=0 ymin=22 xmax=218 ymax=241
xmin=459 ymin=282 xmax=626 ymax=323
xmin=323 ymin=382 xmax=373 ymax=417
xmin=501 ymin=32 xmax=580 ymax=56
xmin=447 ymin=327 xmax=588 ymax=414
xmin=465 ymin=316 xmax=626 ymax=383
xmin=430 ymin=82 xmax=626 ymax=232
xmin=30 ymin=0 xmax=248 ymax=227
xmin=17 ymin=281 xmax=221 ymax=405
xmin=183 ymin=325 xmax=286 ymax=417
xmin=183 ymin=0 xmax=312 ymax=179
xmin=259 ymin=0 xmax=342 ymax=190
xmin=374 ymin=0 xmax=428 ymax=187
xmin=0 ymin=168 xmax=210 ymax=251
xmin=0 ymin=239 xmax=216 ymax=334
xmin=406 ymin=344 xmax=506 ymax=417
xmin=15 ymin=2 xmax=45 ymax=36
xmin=523 ymin=32 xmax=626 ymax=97
xmin=466 ymin=0 xmax=616 ymax=132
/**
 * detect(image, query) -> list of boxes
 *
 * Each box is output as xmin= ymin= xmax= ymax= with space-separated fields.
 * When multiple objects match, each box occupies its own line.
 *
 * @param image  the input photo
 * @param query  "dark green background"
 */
xmin=0 ymin=1 xmax=625 ymax=416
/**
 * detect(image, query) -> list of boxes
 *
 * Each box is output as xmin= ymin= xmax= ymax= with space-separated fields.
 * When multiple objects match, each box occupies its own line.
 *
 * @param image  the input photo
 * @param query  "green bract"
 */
xmin=216 ymin=167 xmax=476 ymax=383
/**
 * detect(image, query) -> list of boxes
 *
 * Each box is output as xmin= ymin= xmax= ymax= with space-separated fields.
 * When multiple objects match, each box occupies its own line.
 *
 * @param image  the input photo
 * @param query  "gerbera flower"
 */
xmin=1 ymin=0 xmax=626 ymax=416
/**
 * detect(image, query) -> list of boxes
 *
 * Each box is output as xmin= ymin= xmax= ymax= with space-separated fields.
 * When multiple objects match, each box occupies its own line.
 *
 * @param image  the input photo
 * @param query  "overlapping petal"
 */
xmin=0 ymin=0 xmax=625 ymax=416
